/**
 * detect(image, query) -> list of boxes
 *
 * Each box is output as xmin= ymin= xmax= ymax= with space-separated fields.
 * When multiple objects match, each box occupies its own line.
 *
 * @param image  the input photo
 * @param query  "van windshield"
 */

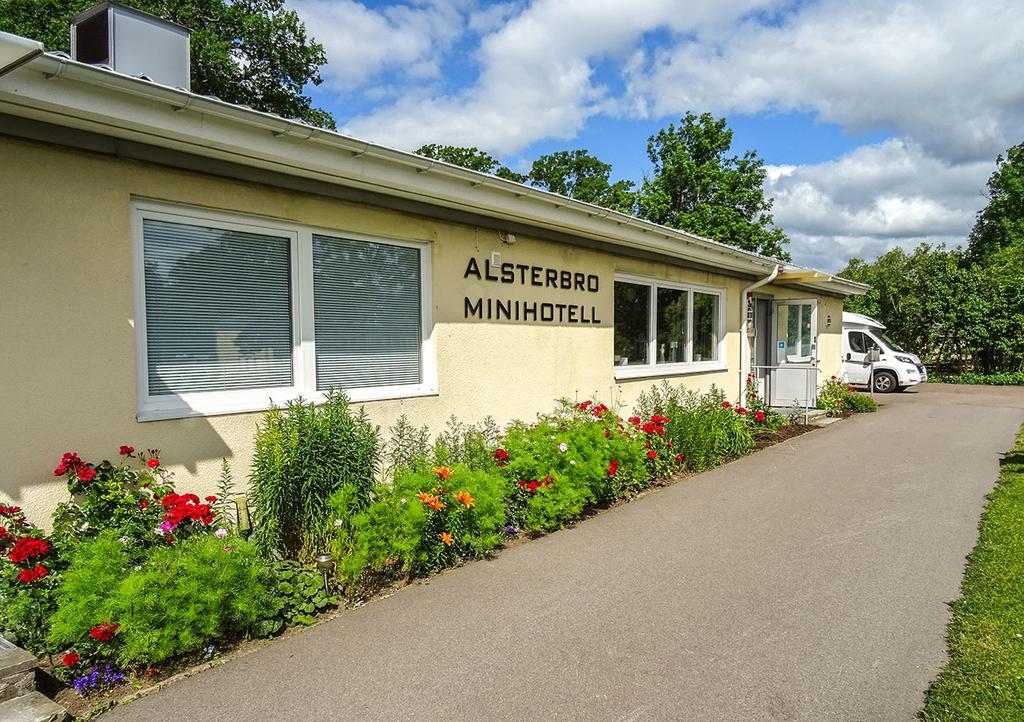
xmin=875 ymin=331 xmax=905 ymax=353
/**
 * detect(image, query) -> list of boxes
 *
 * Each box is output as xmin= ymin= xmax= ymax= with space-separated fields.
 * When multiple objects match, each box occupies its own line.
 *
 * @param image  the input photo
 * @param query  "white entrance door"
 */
xmin=770 ymin=300 xmax=818 ymax=407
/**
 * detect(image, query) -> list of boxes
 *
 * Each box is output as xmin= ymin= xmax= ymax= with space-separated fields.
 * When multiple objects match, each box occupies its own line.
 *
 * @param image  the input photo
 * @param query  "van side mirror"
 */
xmin=867 ymin=348 xmax=881 ymax=363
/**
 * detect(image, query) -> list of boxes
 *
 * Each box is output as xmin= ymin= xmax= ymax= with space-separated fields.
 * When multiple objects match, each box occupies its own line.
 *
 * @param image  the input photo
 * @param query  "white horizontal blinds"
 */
xmin=313 ymin=234 xmax=422 ymax=390
xmin=142 ymin=219 xmax=293 ymax=395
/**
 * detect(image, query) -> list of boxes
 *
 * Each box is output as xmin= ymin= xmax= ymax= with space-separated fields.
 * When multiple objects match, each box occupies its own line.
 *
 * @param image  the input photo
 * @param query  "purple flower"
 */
xmin=159 ymin=520 xmax=177 ymax=534
xmin=72 ymin=665 xmax=126 ymax=697
xmin=503 ymin=524 xmax=519 ymax=536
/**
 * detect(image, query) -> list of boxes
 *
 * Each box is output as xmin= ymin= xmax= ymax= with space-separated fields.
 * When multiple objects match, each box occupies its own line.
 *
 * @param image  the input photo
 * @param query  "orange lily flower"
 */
xmin=439 ymin=532 xmax=453 ymax=546
xmin=433 ymin=466 xmax=453 ymax=480
xmin=455 ymin=491 xmax=475 ymax=508
xmin=427 ymin=496 xmax=445 ymax=511
xmin=417 ymin=491 xmax=431 ymax=504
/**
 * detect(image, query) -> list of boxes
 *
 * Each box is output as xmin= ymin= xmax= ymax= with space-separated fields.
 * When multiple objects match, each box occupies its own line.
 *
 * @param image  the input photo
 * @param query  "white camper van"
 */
xmin=842 ymin=312 xmax=927 ymax=392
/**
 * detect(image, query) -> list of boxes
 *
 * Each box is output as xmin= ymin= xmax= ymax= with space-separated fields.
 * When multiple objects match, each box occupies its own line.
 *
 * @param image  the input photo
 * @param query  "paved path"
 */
xmin=106 ymin=384 xmax=1024 ymax=721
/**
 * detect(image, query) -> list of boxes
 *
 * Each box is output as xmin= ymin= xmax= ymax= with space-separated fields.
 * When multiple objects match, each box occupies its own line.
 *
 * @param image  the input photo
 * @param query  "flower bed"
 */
xmin=0 ymin=382 xmax=827 ymax=712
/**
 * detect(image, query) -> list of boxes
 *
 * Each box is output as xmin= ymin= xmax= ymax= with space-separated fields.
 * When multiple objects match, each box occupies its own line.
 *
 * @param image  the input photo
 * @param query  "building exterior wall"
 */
xmin=0 ymin=136 xmax=843 ymax=523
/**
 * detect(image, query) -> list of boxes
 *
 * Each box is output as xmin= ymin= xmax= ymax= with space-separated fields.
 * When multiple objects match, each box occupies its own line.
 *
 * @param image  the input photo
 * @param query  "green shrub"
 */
xmin=635 ymin=384 xmax=755 ymax=470
xmin=499 ymin=400 xmax=655 ymax=532
xmin=334 ymin=464 xmax=508 ymax=587
xmin=937 ymin=371 xmax=1024 ymax=386
xmin=383 ymin=415 xmax=432 ymax=478
xmin=817 ymin=377 xmax=878 ymax=416
xmin=50 ymin=533 xmax=276 ymax=667
xmin=250 ymin=389 xmax=380 ymax=562
xmin=432 ymin=416 xmax=501 ymax=470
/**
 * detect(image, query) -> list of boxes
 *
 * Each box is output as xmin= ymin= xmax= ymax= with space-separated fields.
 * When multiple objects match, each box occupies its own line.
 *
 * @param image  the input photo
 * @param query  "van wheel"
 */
xmin=872 ymin=370 xmax=897 ymax=393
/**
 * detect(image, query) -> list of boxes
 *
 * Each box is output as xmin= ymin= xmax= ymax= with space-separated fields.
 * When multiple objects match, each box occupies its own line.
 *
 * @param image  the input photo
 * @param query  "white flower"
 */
xmin=153 ymin=526 xmax=164 ymax=536
xmin=550 ymin=435 xmax=556 ymax=440
xmin=214 ymin=528 xmax=229 ymax=539
xmin=333 ymin=518 xmax=344 ymax=527
xmin=400 ymin=498 xmax=407 ymax=505
xmin=118 ymin=536 xmax=129 ymax=545
xmin=569 ymin=460 xmax=576 ymax=465
xmin=559 ymin=443 xmax=568 ymax=453
xmin=79 ymin=521 xmax=90 ymax=532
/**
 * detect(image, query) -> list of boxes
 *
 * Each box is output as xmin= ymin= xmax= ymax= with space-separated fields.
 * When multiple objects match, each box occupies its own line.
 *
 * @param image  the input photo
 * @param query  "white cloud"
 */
xmin=291 ymin=0 xmax=470 ymax=91
xmin=339 ymin=0 xmax=777 ymax=153
xmin=625 ymin=0 xmax=1024 ymax=164
xmin=767 ymin=139 xmax=992 ymax=270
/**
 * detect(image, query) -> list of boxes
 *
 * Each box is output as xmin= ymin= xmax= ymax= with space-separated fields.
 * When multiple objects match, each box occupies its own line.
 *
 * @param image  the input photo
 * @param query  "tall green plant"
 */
xmin=250 ymin=390 xmax=380 ymax=562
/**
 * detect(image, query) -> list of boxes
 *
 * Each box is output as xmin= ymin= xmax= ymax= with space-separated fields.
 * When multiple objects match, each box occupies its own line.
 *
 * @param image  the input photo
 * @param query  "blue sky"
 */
xmin=291 ymin=0 xmax=1023 ymax=271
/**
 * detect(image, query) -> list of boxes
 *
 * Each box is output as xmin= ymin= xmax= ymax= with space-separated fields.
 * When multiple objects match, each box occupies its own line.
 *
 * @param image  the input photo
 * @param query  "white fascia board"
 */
xmin=0 ymin=49 xmax=866 ymax=295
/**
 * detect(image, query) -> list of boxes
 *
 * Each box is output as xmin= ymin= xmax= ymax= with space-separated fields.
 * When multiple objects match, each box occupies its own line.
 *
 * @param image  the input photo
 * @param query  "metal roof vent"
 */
xmin=70 ymin=2 xmax=190 ymax=90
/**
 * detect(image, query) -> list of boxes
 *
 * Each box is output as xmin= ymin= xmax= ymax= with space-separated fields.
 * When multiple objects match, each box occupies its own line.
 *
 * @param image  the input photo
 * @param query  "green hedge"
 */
xmin=934 ymin=371 xmax=1024 ymax=386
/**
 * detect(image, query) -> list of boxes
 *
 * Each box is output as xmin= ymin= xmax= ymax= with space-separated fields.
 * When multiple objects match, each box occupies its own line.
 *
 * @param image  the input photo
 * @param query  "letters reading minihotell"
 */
xmin=463 ymin=257 xmax=602 ymax=325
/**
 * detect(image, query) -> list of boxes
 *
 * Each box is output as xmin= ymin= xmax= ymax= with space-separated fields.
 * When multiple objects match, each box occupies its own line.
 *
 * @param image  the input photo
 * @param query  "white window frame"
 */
xmin=612 ymin=272 xmax=727 ymax=380
xmin=132 ymin=200 xmax=436 ymax=421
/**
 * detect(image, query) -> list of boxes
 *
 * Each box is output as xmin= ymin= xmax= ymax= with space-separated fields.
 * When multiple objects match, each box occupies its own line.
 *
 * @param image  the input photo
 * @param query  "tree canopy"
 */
xmin=967 ymin=142 xmax=1024 ymax=261
xmin=636 ymin=112 xmax=790 ymax=260
xmin=415 ymin=144 xmax=527 ymax=183
xmin=528 ymin=150 xmax=636 ymax=214
xmin=0 ymin=0 xmax=334 ymax=128
xmin=416 ymin=113 xmax=791 ymax=261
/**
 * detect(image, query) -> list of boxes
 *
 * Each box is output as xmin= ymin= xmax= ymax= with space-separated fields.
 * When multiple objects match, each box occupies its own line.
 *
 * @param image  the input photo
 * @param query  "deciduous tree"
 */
xmin=528 ymin=149 xmax=635 ymax=213
xmin=415 ymin=144 xmax=527 ymax=183
xmin=0 ymin=0 xmax=334 ymax=128
xmin=637 ymin=112 xmax=790 ymax=260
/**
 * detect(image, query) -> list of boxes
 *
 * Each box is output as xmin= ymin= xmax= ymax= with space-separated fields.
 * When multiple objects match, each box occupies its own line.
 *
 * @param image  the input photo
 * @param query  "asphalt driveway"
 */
xmin=105 ymin=384 xmax=1024 ymax=721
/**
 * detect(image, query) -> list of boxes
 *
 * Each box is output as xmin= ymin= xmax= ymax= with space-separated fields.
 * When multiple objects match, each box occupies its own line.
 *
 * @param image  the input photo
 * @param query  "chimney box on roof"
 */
xmin=70 ymin=1 xmax=190 ymax=90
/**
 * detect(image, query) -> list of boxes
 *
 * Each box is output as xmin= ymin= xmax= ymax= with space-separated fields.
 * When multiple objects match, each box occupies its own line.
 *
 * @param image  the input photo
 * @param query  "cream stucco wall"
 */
xmin=0 ymin=136 xmax=844 ymax=523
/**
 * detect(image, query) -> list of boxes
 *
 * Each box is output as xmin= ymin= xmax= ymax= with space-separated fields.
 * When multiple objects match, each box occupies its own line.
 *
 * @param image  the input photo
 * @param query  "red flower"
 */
xmin=205 ymin=495 xmax=217 ymax=503
xmin=576 ymin=400 xmax=592 ymax=410
xmin=17 ymin=564 xmax=48 ymax=584
xmin=754 ymin=411 xmax=766 ymax=422
xmin=89 ymin=622 xmax=120 ymax=642
xmin=0 ymin=506 xmax=21 ymax=516
xmin=675 ymin=454 xmax=683 ymax=463
xmin=627 ymin=416 xmax=641 ymax=425
xmin=77 ymin=467 xmax=97 ymax=483
xmin=721 ymin=401 xmax=732 ymax=408
xmin=147 ymin=458 xmax=160 ymax=468
xmin=62 ymin=652 xmax=79 ymax=667
xmin=493 ymin=449 xmax=509 ymax=463
xmin=847 ymin=385 xmax=856 ymax=392
xmin=604 ymin=429 xmax=611 ymax=438
xmin=590 ymin=403 xmax=609 ymax=417
xmin=138 ymin=498 xmax=149 ymax=510
xmin=647 ymin=450 xmax=657 ymax=460
xmin=608 ymin=460 xmax=619 ymax=477
xmin=7 ymin=536 xmax=49 ymax=563
xmin=735 ymin=407 xmax=748 ymax=415
xmin=119 ymin=445 xmax=135 ymax=456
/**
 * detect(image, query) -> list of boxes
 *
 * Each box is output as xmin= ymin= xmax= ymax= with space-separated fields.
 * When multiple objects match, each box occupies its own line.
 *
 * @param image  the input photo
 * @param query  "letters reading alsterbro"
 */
xmin=462 ymin=257 xmax=602 ymax=325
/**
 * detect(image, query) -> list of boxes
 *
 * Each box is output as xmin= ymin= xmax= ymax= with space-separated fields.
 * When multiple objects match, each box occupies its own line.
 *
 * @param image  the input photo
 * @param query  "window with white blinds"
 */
xmin=134 ymin=203 xmax=433 ymax=420
xmin=142 ymin=219 xmax=294 ymax=395
xmin=313 ymin=234 xmax=422 ymax=390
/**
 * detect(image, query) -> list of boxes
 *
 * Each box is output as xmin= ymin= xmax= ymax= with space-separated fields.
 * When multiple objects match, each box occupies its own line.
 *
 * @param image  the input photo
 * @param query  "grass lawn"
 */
xmin=922 ymin=424 xmax=1024 ymax=720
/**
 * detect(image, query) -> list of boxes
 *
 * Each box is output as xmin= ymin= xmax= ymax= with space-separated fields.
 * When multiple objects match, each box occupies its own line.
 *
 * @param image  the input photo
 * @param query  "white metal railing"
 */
xmin=750 ymin=363 xmax=819 ymax=424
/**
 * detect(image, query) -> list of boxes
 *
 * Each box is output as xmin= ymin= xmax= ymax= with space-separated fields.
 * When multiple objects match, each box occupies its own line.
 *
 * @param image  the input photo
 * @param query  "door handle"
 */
xmin=846 ymin=353 xmax=852 ymax=360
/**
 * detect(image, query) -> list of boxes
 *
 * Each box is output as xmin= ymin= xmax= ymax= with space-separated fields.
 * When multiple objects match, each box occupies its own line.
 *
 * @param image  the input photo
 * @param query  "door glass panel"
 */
xmin=799 ymin=303 xmax=812 ymax=357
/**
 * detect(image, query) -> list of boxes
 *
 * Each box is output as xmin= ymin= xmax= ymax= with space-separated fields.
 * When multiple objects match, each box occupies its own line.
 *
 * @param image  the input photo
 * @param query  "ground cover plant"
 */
xmin=934 ymin=371 xmax=1024 ymax=386
xmin=817 ymin=376 xmax=879 ymax=416
xmin=922 ymin=425 xmax=1024 ymax=720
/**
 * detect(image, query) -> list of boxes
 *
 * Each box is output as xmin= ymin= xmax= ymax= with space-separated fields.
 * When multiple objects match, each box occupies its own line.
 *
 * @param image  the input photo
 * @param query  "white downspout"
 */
xmin=739 ymin=264 xmax=781 ymax=396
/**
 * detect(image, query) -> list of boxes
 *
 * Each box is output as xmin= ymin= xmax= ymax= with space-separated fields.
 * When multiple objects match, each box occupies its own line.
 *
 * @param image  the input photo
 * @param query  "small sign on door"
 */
xmin=778 ymin=341 xmax=785 ymax=349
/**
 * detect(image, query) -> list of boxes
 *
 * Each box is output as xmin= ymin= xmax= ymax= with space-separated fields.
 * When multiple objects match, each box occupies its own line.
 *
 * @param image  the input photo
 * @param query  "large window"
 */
xmin=134 ymin=203 xmax=434 ymax=420
xmin=613 ymin=275 xmax=725 ymax=378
